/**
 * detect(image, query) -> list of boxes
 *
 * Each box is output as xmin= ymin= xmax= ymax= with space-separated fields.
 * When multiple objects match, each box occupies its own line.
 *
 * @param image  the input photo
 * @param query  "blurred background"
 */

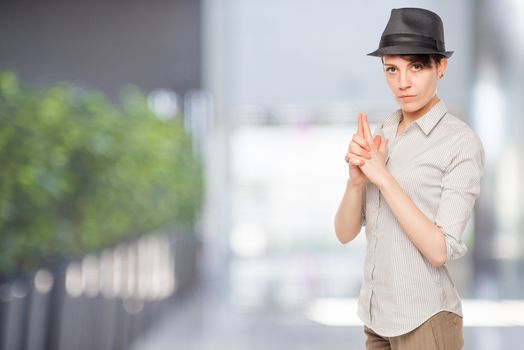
xmin=0 ymin=0 xmax=523 ymax=349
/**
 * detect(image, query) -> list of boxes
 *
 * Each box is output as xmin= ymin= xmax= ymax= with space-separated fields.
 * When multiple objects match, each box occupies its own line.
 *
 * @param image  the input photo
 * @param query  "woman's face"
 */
xmin=382 ymin=55 xmax=448 ymax=116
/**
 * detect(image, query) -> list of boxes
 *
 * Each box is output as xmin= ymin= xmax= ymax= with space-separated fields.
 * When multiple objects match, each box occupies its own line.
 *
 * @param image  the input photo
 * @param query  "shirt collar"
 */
xmin=381 ymin=100 xmax=448 ymax=139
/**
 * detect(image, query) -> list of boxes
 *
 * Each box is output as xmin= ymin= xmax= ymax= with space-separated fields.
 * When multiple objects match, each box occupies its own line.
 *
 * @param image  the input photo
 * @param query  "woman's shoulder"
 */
xmin=440 ymin=111 xmax=481 ymax=142
xmin=440 ymin=112 xmax=485 ymax=161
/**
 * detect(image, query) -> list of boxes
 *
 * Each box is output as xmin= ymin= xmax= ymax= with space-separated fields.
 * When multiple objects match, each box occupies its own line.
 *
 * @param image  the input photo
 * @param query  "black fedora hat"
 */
xmin=367 ymin=8 xmax=453 ymax=58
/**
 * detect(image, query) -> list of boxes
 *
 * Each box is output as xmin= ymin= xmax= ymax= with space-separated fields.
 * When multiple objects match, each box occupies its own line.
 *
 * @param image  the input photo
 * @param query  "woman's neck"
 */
xmin=401 ymin=95 xmax=440 ymax=124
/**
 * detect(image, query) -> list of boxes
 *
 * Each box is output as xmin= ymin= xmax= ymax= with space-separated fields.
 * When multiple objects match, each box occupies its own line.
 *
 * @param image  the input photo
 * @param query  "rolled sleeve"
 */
xmin=435 ymin=133 xmax=485 ymax=263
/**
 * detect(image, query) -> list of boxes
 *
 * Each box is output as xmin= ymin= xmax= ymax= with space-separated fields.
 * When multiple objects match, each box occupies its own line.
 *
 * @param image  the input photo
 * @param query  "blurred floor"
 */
xmin=130 ymin=257 xmax=366 ymax=350
xmin=130 ymin=252 xmax=524 ymax=350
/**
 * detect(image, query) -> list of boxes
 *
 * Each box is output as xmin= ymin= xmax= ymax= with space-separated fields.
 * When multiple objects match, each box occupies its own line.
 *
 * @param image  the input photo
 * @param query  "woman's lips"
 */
xmin=398 ymin=95 xmax=417 ymax=102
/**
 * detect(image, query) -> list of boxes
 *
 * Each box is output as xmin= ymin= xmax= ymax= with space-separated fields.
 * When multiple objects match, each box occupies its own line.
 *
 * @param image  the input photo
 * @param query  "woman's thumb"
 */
xmin=380 ymin=138 xmax=388 ymax=153
xmin=373 ymin=135 xmax=382 ymax=148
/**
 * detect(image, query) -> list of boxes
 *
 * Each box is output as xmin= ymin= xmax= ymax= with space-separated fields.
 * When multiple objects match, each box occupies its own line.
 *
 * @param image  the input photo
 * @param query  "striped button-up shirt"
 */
xmin=357 ymin=100 xmax=485 ymax=337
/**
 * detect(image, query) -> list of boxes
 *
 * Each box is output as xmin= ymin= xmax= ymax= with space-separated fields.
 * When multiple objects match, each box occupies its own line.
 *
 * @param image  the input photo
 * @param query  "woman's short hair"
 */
xmin=384 ymin=54 xmax=445 ymax=68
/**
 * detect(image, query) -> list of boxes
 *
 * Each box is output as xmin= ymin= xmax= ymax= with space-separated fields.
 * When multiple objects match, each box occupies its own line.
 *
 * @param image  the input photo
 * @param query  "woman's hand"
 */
xmin=348 ymin=113 xmax=390 ymax=187
xmin=345 ymin=112 xmax=380 ymax=186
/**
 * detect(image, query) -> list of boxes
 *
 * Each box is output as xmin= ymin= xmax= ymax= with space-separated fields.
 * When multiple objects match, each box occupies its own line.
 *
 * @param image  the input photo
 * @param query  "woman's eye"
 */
xmin=385 ymin=67 xmax=397 ymax=73
xmin=411 ymin=64 xmax=423 ymax=71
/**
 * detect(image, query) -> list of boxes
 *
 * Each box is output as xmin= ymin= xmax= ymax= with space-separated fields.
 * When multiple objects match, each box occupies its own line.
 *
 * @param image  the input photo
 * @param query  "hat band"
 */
xmin=380 ymin=33 xmax=444 ymax=52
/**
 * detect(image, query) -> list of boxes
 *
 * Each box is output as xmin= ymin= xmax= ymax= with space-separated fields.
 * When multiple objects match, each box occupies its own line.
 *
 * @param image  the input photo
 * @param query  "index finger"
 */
xmin=362 ymin=113 xmax=377 ymax=149
xmin=357 ymin=113 xmax=365 ymax=137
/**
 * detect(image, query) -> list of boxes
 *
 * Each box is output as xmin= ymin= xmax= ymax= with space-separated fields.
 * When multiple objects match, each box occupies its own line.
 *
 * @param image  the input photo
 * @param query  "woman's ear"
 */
xmin=437 ymin=58 xmax=449 ymax=79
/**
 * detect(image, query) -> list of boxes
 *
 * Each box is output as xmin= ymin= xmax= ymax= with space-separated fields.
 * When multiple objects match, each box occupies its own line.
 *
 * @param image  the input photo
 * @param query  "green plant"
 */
xmin=0 ymin=72 xmax=204 ymax=277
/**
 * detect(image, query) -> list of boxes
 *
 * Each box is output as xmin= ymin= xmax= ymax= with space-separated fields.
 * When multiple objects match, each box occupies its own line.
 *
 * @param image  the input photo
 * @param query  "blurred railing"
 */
xmin=0 ymin=231 xmax=200 ymax=350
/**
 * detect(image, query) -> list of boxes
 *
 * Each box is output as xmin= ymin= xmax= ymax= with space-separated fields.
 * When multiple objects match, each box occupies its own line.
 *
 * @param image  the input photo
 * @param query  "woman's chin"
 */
xmin=397 ymin=102 xmax=421 ymax=112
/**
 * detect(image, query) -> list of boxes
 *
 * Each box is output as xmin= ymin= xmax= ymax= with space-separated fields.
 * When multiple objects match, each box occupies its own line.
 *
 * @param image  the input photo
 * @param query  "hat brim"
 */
xmin=367 ymin=46 xmax=453 ymax=58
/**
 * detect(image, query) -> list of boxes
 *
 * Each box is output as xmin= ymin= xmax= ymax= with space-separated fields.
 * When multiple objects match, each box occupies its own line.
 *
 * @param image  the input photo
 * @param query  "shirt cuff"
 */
xmin=443 ymin=231 xmax=468 ymax=262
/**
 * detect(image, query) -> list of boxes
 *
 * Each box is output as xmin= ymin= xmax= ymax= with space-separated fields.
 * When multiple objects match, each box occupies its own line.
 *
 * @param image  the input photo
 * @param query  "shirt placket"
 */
xmin=368 ymin=132 xmax=405 ymax=327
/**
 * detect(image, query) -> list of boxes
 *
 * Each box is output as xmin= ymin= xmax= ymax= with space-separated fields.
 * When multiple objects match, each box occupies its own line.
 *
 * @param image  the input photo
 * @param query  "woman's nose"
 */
xmin=399 ymin=71 xmax=412 ymax=89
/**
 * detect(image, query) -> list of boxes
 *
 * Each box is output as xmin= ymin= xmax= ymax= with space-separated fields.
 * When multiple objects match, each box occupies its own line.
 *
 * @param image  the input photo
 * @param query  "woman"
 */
xmin=334 ymin=8 xmax=484 ymax=350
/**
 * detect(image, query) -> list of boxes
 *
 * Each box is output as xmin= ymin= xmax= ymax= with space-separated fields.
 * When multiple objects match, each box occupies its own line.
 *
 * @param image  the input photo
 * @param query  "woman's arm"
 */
xmin=334 ymin=179 xmax=366 ymax=244
xmin=375 ymin=133 xmax=485 ymax=267
xmin=377 ymin=174 xmax=447 ymax=267
xmin=335 ymin=113 xmax=378 ymax=244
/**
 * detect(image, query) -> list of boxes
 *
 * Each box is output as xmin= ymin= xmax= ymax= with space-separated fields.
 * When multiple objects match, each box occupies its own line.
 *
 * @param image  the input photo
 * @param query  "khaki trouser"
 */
xmin=364 ymin=311 xmax=464 ymax=350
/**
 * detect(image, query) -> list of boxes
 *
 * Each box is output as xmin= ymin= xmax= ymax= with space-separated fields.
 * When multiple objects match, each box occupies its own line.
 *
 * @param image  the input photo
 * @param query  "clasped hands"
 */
xmin=345 ymin=112 xmax=390 ymax=188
